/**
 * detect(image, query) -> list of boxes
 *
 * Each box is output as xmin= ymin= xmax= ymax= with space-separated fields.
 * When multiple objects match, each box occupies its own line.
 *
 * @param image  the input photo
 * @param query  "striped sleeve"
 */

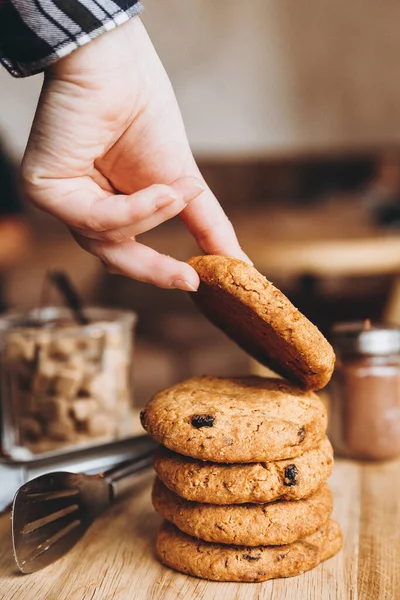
xmin=0 ymin=0 xmax=143 ymax=77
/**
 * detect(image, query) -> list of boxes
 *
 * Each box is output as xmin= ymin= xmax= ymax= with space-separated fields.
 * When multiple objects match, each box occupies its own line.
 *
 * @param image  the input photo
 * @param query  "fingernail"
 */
xmin=181 ymin=184 xmax=205 ymax=205
xmin=172 ymin=178 xmax=205 ymax=205
xmin=155 ymin=194 xmax=178 ymax=210
xmin=171 ymin=278 xmax=199 ymax=292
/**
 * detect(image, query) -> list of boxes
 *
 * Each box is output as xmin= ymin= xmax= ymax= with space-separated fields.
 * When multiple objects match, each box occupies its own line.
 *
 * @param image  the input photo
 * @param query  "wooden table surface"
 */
xmin=0 ymin=456 xmax=398 ymax=600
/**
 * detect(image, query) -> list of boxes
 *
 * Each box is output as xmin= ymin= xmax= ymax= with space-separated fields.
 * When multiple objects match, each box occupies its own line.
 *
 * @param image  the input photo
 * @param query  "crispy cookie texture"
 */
xmin=141 ymin=376 xmax=327 ymax=462
xmin=152 ymin=478 xmax=333 ymax=547
xmin=153 ymin=436 xmax=334 ymax=504
xmin=188 ymin=255 xmax=335 ymax=390
xmin=156 ymin=519 xmax=342 ymax=582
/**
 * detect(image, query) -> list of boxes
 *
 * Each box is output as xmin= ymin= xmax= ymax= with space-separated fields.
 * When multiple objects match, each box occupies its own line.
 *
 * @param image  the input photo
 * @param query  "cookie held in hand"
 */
xmin=188 ymin=255 xmax=335 ymax=390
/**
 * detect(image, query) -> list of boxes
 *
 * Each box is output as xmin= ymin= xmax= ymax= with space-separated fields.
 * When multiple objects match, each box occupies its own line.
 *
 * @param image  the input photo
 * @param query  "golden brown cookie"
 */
xmin=141 ymin=376 xmax=327 ymax=462
xmin=156 ymin=519 xmax=342 ymax=582
xmin=152 ymin=478 xmax=333 ymax=546
xmin=153 ymin=436 xmax=333 ymax=504
xmin=188 ymin=255 xmax=335 ymax=390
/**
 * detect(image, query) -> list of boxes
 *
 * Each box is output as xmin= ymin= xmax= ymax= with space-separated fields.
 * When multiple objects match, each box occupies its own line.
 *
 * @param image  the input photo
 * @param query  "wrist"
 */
xmin=47 ymin=16 xmax=145 ymax=81
xmin=1 ymin=1 xmax=143 ymax=78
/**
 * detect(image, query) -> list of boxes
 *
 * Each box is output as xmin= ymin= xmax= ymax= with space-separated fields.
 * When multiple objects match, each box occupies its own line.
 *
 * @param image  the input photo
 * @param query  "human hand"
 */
xmin=21 ymin=18 xmax=249 ymax=291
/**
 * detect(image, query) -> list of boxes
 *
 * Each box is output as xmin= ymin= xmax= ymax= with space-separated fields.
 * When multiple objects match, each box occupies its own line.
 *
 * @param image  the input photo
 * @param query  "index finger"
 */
xmin=180 ymin=182 xmax=252 ymax=263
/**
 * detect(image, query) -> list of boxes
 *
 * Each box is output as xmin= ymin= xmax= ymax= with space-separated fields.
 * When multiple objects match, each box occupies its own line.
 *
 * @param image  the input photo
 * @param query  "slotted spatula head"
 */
xmin=12 ymin=471 xmax=110 ymax=574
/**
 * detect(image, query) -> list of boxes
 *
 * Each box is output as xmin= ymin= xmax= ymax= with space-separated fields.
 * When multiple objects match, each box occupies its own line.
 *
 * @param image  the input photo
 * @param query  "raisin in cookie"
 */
xmin=141 ymin=376 xmax=327 ymax=462
xmin=152 ymin=478 xmax=333 ymax=546
xmin=188 ymin=255 xmax=335 ymax=390
xmin=156 ymin=519 xmax=342 ymax=582
xmin=153 ymin=436 xmax=333 ymax=504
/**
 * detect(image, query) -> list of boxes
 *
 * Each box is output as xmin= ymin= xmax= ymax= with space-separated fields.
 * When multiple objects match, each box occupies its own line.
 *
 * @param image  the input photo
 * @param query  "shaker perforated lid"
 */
xmin=332 ymin=321 xmax=400 ymax=356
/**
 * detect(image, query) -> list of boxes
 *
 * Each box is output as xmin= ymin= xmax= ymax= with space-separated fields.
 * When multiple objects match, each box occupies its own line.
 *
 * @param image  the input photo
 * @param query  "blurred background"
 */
xmin=1 ymin=0 xmax=400 ymax=405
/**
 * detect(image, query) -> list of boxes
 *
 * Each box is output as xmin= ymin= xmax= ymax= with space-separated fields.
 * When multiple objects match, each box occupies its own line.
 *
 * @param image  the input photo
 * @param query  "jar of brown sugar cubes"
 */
xmin=329 ymin=321 xmax=400 ymax=461
xmin=0 ymin=307 xmax=136 ymax=460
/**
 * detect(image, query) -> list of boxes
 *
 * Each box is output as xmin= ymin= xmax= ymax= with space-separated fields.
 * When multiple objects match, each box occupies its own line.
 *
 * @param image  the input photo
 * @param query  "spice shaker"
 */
xmin=0 ymin=307 xmax=137 ymax=460
xmin=329 ymin=321 xmax=400 ymax=461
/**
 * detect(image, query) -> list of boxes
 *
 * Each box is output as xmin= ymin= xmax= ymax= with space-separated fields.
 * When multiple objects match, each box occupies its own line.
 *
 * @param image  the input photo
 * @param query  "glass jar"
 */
xmin=329 ymin=322 xmax=400 ymax=461
xmin=0 ymin=307 xmax=137 ymax=460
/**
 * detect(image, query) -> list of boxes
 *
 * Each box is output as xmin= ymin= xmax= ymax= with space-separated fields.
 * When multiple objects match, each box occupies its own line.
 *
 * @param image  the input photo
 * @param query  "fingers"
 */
xmin=87 ymin=177 xmax=204 ymax=234
xmin=25 ymin=171 xmax=205 ymax=290
xmin=74 ymin=233 xmax=200 ymax=291
xmin=179 ymin=176 xmax=252 ymax=264
xmin=25 ymin=175 xmax=204 ymax=234
xmin=74 ymin=177 xmax=205 ymax=242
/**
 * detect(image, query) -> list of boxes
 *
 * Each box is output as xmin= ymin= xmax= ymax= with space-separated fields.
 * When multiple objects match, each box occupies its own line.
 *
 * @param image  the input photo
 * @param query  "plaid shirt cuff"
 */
xmin=0 ymin=0 xmax=143 ymax=77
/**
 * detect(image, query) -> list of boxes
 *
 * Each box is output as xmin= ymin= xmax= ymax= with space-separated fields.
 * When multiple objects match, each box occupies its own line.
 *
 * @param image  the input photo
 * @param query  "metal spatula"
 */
xmin=12 ymin=440 xmax=157 ymax=574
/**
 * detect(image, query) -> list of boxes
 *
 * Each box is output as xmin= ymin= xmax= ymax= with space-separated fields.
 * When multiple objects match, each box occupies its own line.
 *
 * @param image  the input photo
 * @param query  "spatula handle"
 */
xmin=103 ymin=438 xmax=157 ymax=500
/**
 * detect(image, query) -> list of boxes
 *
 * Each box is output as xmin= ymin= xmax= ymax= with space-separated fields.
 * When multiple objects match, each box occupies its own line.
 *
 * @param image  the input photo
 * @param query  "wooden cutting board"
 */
xmin=0 ymin=457 xmax=399 ymax=600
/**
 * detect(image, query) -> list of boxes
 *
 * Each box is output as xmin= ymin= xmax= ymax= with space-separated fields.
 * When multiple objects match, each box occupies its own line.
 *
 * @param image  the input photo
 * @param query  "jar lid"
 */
xmin=332 ymin=321 xmax=400 ymax=356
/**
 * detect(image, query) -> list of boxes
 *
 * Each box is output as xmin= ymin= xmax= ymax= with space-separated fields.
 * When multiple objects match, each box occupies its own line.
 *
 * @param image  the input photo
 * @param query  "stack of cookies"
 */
xmin=140 ymin=256 xmax=342 ymax=582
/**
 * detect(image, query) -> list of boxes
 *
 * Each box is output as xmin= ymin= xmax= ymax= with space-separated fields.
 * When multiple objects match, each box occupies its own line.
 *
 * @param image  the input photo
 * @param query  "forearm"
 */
xmin=0 ymin=0 xmax=142 ymax=77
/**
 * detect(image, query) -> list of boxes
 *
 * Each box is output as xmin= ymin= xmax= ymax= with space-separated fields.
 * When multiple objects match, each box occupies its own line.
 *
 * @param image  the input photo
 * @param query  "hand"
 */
xmin=21 ymin=18 xmax=249 ymax=291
